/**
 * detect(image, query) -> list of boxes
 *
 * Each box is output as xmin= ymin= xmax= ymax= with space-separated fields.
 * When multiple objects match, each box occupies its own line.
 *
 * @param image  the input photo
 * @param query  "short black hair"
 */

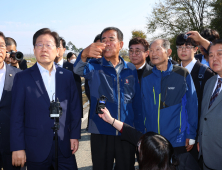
xmin=129 ymin=37 xmax=149 ymax=51
xmin=59 ymin=37 xmax=66 ymax=48
xmin=5 ymin=37 xmax=17 ymax=47
xmin=176 ymin=33 xmax=198 ymax=47
xmin=33 ymin=28 xmax=60 ymax=48
xmin=201 ymin=28 xmax=220 ymax=42
xmin=0 ymin=32 xmax=6 ymax=44
xmin=100 ymin=27 xmax=123 ymax=41
xmin=67 ymin=52 xmax=76 ymax=60
xmin=94 ymin=34 xmax=101 ymax=43
xmin=209 ymin=39 xmax=222 ymax=52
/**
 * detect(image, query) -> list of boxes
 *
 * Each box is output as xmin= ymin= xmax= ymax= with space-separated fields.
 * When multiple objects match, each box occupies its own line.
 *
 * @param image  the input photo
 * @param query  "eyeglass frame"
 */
xmin=0 ymin=44 xmax=6 ymax=49
xmin=35 ymin=43 xmax=56 ymax=50
xmin=129 ymin=49 xmax=146 ymax=55
xmin=176 ymin=45 xmax=194 ymax=51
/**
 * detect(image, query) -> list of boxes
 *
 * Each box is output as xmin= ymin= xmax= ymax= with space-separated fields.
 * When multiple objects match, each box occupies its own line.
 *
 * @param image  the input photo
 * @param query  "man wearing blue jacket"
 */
xmin=74 ymin=27 xmax=144 ymax=170
xmin=141 ymin=39 xmax=198 ymax=155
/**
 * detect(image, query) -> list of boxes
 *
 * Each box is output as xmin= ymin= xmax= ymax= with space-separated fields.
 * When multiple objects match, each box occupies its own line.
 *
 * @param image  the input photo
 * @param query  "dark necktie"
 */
xmin=209 ymin=78 xmax=222 ymax=109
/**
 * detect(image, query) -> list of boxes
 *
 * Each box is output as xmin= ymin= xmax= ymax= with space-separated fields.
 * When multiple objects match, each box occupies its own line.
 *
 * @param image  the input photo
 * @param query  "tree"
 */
xmin=210 ymin=0 xmax=222 ymax=37
xmin=66 ymin=41 xmax=83 ymax=54
xmin=120 ymin=48 xmax=128 ymax=57
xmin=131 ymin=30 xmax=147 ymax=39
xmin=146 ymin=0 xmax=212 ymax=38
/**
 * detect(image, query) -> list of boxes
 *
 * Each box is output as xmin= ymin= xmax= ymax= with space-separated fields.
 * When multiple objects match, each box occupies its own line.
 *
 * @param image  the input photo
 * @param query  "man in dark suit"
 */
xmin=0 ymin=32 xmax=21 ymax=170
xmin=10 ymin=28 xmax=81 ymax=169
xmin=198 ymin=39 xmax=222 ymax=170
xmin=176 ymin=33 xmax=214 ymax=167
xmin=128 ymin=37 xmax=152 ymax=85
xmin=55 ymin=37 xmax=83 ymax=117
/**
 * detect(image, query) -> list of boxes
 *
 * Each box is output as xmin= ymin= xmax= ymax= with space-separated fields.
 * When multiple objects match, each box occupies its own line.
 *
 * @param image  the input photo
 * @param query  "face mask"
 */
xmin=70 ymin=59 xmax=76 ymax=64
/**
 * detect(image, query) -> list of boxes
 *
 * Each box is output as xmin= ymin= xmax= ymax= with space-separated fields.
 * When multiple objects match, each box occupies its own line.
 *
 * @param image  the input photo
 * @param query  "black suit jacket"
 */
xmin=0 ymin=64 xmax=21 ymax=152
xmin=19 ymin=59 xmax=27 ymax=70
xmin=190 ymin=60 xmax=215 ymax=120
xmin=63 ymin=61 xmax=83 ymax=117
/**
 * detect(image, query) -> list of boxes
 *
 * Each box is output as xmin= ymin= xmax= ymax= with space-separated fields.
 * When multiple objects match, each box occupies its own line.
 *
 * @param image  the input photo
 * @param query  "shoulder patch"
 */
xmin=172 ymin=65 xmax=189 ymax=78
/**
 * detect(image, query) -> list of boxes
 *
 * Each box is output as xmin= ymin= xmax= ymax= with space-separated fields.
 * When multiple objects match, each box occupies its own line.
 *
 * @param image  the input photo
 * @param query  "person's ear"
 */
xmin=145 ymin=50 xmax=149 ymax=58
xmin=119 ymin=41 xmax=124 ymax=49
xmin=167 ymin=49 xmax=172 ymax=57
xmin=194 ymin=47 xmax=198 ymax=53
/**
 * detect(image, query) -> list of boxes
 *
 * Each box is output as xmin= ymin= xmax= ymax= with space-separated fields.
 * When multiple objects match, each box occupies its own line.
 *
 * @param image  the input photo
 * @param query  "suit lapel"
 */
xmin=0 ymin=64 xmax=14 ymax=102
xmin=30 ymin=63 xmax=50 ymax=104
xmin=206 ymin=76 xmax=219 ymax=114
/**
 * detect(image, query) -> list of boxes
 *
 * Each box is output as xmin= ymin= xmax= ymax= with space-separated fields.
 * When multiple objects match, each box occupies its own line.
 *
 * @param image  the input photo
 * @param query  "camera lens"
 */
xmin=15 ymin=51 xmax=23 ymax=61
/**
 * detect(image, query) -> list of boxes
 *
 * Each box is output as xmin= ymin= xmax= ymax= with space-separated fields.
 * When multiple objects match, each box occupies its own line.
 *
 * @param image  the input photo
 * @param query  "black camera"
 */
xmin=183 ymin=33 xmax=191 ymax=40
xmin=96 ymin=95 xmax=107 ymax=114
xmin=49 ymin=98 xmax=63 ymax=118
xmin=8 ymin=51 xmax=23 ymax=61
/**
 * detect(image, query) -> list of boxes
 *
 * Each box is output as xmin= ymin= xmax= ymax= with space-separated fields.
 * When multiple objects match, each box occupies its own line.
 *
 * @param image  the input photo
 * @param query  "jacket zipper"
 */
xmin=153 ymin=87 xmax=156 ymax=105
xmin=116 ymin=70 xmax=120 ymax=136
xmin=179 ymin=106 xmax=182 ymax=133
xmin=158 ymin=93 xmax=161 ymax=134
xmin=158 ymin=71 xmax=163 ymax=134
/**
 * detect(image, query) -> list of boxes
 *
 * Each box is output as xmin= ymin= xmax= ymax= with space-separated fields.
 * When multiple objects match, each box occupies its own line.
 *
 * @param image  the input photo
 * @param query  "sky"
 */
xmin=0 ymin=0 xmax=160 ymax=54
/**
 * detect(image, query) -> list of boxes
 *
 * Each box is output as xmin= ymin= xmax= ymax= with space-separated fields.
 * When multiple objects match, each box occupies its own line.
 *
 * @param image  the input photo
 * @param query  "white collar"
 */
xmin=138 ymin=62 xmax=146 ymax=70
xmin=0 ymin=62 xmax=6 ymax=71
xmin=182 ymin=58 xmax=197 ymax=73
xmin=37 ymin=62 xmax=56 ymax=74
xmin=57 ymin=58 xmax=64 ymax=66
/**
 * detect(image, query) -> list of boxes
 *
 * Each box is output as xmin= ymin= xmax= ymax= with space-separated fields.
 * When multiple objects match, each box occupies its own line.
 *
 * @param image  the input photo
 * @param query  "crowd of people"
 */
xmin=0 ymin=26 xmax=221 ymax=170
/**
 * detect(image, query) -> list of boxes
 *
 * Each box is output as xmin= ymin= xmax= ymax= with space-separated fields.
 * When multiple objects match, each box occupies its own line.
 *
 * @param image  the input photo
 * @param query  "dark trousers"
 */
xmin=26 ymin=140 xmax=77 ymax=170
xmin=0 ymin=151 xmax=20 ymax=170
xmin=190 ymin=143 xmax=203 ymax=169
xmin=91 ymin=133 xmax=136 ymax=170
xmin=174 ymin=146 xmax=187 ymax=155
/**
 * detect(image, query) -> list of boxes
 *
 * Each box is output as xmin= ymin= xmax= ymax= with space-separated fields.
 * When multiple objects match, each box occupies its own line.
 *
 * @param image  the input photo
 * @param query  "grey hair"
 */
xmin=150 ymin=38 xmax=171 ymax=51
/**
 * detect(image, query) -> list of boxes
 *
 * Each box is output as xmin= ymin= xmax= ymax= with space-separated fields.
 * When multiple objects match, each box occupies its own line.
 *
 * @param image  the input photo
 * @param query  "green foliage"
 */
xmin=210 ymin=0 xmax=222 ymax=37
xmin=131 ymin=30 xmax=147 ymax=39
xmin=147 ymin=0 xmax=212 ymax=38
xmin=66 ymin=41 xmax=83 ymax=53
xmin=120 ymin=48 xmax=129 ymax=57
xmin=169 ymin=35 xmax=179 ymax=61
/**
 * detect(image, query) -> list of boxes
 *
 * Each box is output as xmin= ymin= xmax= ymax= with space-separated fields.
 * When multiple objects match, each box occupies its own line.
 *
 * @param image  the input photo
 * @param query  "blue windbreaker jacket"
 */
xmin=74 ymin=52 xmax=145 ymax=136
xmin=141 ymin=60 xmax=198 ymax=147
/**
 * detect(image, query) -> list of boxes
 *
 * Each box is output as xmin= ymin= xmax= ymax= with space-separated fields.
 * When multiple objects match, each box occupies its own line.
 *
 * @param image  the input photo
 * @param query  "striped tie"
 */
xmin=209 ymin=78 xmax=222 ymax=109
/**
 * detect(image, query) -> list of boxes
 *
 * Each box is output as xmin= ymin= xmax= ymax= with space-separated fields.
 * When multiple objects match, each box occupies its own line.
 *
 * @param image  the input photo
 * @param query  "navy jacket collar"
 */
xmin=152 ymin=60 xmax=173 ymax=77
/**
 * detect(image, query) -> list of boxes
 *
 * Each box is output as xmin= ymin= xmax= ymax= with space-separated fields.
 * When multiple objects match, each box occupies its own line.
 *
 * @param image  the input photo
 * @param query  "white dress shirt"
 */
xmin=55 ymin=58 xmax=64 ymax=68
xmin=181 ymin=58 xmax=197 ymax=145
xmin=138 ymin=62 xmax=146 ymax=70
xmin=0 ymin=62 xmax=6 ymax=100
xmin=37 ymin=62 xmax=56 ymax=101
xmin=182 ymin=58 xmax=197 ymax=73
xmin=211 ymin=75 xmax=222 ymax=95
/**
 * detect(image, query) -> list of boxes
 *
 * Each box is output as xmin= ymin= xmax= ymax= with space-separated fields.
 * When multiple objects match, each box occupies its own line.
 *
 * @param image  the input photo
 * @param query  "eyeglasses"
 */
xmin=35 ymin=43 xmax=56 ymax=50
xmin=129 ymin=50 xmax=145 ymax=55
xmin=0 ymin=44 xmax=6 ymax=49
xmin=176 ymin=46 xmax=194 ymax=51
